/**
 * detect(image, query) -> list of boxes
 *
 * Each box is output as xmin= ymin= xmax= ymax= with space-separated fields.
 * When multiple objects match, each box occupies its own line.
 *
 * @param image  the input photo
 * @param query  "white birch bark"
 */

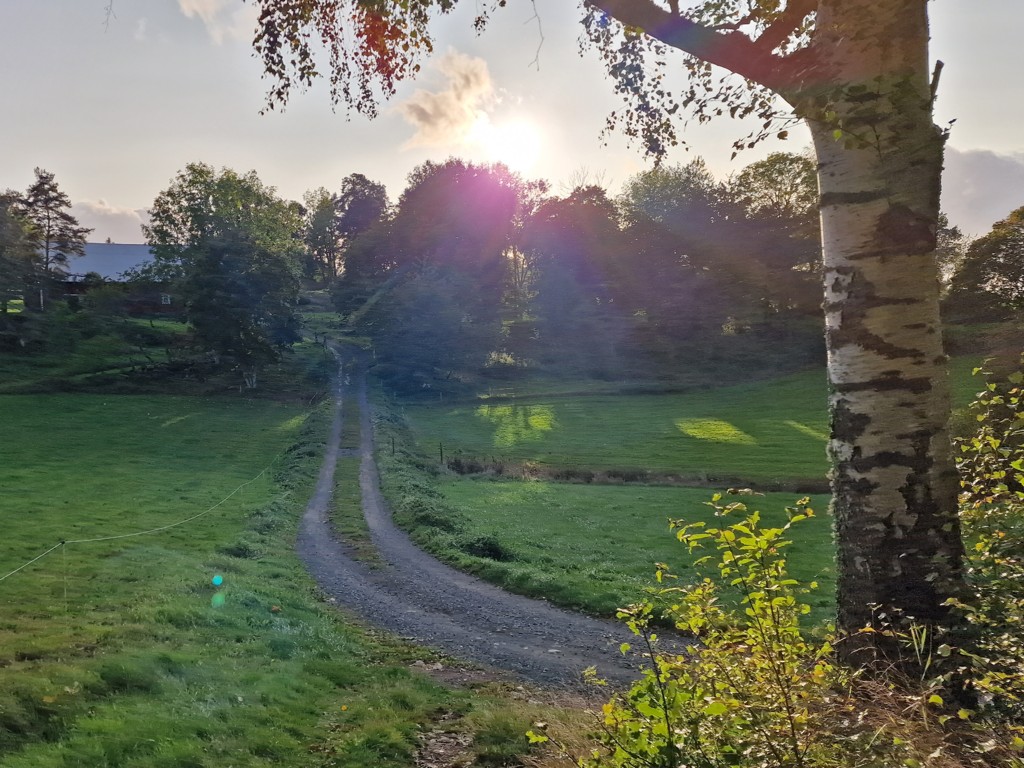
xmin=806 ymin=0 xmax=962 ymax=638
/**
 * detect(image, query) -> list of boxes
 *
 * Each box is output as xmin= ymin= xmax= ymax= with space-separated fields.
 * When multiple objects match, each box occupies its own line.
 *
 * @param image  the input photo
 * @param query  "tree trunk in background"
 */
xmin=805 ymin=0 xmax=963 ymax=647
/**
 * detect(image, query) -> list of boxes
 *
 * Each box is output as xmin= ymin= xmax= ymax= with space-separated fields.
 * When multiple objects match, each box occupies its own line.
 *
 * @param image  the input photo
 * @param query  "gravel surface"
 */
xmin=296 ymin=361 xmax=661 ymax=688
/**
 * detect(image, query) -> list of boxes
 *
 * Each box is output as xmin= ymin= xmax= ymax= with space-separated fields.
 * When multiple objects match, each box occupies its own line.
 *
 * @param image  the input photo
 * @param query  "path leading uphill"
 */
xmin=296 ymin=356 xmax=664 ymax=688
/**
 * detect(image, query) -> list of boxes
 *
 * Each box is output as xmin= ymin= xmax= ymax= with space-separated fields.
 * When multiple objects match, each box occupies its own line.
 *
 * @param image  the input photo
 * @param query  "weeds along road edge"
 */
xmin=296 ymin=351 xmax=661 ymax=688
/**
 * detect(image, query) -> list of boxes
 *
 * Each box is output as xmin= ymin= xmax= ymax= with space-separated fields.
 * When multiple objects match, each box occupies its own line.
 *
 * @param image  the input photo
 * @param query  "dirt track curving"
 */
xmin=296 ymin=358 xmax=662 ymax=688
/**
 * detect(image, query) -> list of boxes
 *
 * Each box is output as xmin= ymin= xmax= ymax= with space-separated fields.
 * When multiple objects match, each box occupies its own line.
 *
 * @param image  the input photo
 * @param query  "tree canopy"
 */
xmin=946 ymin=206 xmax=1024 ymax=322
xmin=144 ymin=163 xmax=303 ymax=386
xmin=0 ymin=191 xmax=34 ymax=316
xmin=20 ymin=168 xmax=91 ymax=310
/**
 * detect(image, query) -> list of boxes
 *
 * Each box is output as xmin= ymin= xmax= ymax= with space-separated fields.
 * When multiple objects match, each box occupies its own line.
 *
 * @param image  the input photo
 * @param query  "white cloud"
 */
xmin=72 ymin=200 xmax=150 ymax=244
xmin=397 ymin=51 xmax=495 ymax=148
xmin=942 ymin=147 xmax=1024 ymax=237
xmin=133 ymin=18 xmax=148 ymax=42
xmin=177 ymin=0 xmax=256 ymax=44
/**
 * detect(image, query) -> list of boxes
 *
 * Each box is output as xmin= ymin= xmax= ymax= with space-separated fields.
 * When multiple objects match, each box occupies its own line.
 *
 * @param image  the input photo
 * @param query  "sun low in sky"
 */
xmin=1 ymin=2 xmax=1023 ymax=242
xmin=468 ymin=115 xmax=543 ymax=174
xmin=398 ymin=50 xmax=547 ymax=176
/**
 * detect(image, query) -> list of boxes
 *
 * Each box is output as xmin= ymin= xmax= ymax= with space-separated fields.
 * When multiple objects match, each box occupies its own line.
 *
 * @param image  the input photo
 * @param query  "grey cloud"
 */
xmin=398 ymin=52 xmax=494 ymax=147
xmin=943 ymin=147 xmax=1024 ymax=236
xmin=73 ymin=200 xmax=150 ymax=244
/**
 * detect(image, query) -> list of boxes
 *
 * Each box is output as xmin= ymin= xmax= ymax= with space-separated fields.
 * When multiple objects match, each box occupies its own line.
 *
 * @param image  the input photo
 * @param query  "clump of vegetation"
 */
xmin=374 ymin=398 xmax=469 ymax=542
xmin=531 ymin=494 xmax=879 ymax=768
xmin=943 ymin=361 xmax=1024 ymax=742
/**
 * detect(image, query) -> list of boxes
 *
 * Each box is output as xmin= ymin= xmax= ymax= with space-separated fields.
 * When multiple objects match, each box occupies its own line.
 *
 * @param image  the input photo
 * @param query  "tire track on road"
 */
xmin=297 ymin=356 xmax=655 ymax=688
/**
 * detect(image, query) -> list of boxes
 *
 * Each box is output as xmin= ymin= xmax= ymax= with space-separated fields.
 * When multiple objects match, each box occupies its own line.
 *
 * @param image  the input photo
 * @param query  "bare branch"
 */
xmin=930 ymin=59 xmax=944 ymax=103
xmin=526 ymin=0 xmax=545 ymax=70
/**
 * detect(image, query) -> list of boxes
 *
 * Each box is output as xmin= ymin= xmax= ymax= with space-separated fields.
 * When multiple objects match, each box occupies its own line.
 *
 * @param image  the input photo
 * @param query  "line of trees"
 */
xmin=323 ymin=153 xmax=828 ymax=391
xmin=3 ymin=158 xmax=1019 ymax=399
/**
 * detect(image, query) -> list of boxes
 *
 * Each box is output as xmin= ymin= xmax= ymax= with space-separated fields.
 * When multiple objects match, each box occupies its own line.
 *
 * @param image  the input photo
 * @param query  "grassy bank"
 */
xmin=0 ymin=393 xmax=548 ymax=767
xmin=436 ymin=479 xmax=834 ymax=618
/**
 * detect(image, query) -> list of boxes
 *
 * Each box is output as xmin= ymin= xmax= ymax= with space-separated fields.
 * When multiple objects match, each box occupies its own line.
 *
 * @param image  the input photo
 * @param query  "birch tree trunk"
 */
xmin=804 ymin=0 xmax=963 ymax=642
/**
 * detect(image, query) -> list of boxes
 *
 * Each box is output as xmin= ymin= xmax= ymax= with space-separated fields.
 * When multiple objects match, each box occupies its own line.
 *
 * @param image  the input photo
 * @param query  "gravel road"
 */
xmin=296 ymin=359 xmax=658 ymax=688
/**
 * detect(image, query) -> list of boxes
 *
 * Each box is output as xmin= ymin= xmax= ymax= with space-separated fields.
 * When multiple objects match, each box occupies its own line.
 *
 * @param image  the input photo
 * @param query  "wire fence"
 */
xmin=0 ymin=457 xmax=283 ymax=587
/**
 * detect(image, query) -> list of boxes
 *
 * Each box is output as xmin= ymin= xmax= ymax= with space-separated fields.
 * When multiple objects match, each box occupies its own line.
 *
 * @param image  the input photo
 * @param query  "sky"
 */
xmin=1 ymin=1 xmax=1022 ymax=244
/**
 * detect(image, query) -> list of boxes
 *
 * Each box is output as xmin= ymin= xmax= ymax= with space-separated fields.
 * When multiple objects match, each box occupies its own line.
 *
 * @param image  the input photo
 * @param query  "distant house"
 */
xmin=68 ymin=243 xmax=155 ymax=281
xmin=64 ymin=243 xmax=178 ymax=316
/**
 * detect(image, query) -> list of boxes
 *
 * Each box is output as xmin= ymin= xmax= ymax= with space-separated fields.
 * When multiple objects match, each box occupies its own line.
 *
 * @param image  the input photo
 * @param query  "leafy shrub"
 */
xmin=557 ymin=493 xmax=883 ymax=768
xmin=941 ymin=359 xmax=1024 ymax=747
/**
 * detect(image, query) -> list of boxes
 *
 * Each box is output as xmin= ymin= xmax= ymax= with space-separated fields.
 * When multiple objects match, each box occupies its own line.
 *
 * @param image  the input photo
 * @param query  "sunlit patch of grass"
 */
xmin=475 ymin=403 xmax=557 ymax=447
xmin=675 ymin=418 xmax=756 ymax=445
xmin=785 ymin=420 xmax=828 ymax=441
xmin=277 ymin=413 xmax=308 ymax=432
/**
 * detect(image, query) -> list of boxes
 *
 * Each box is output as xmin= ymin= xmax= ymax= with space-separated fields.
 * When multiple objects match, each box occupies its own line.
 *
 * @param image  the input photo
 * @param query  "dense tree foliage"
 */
xmin=144 ymin=163 xmax=303 ymax=386
xmin=945 ymin=206 xmax=1024 ymax=322
xmin=0 ymin=191 xmax=34 ymax=317
xmin=335 ymin=154 xmax=824 ymax=390
xmin=303 ymin=174 xmax=390 ymax=283
xmin=343 ymin=160 xmax=531 ymax=390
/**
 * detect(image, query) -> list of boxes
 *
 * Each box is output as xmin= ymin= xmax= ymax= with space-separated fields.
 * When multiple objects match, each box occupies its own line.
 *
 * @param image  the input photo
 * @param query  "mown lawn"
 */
xmin=0 ymin=394 xmax=543 ymax=767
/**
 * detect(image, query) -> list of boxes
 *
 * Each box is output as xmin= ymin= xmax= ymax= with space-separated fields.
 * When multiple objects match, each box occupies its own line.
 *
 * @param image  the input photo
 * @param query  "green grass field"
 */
xmin=435 ymin=480 xmax=835 ymax=618
xmin=378 ymin=356 xmax=989 ymax=622
xmin=403 ymin=357 xmax=985 ymax=487
xmin=0 ymin=394 xmax=545 ymax=767
xmin=407 ymin=369 xmax=830 ymax=483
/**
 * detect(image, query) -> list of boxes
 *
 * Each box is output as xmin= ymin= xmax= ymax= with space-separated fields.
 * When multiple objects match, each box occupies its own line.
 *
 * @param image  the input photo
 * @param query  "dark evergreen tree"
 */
xmin=22 ymin=168 xmax=91 ymax=310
